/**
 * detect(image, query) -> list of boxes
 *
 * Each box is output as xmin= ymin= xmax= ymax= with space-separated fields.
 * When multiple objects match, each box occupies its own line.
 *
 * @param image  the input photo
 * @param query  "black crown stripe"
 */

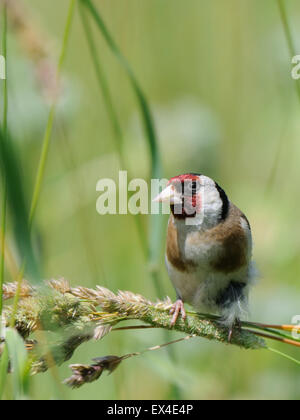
xmin=214 ymin=182 xmax=229 ymax=221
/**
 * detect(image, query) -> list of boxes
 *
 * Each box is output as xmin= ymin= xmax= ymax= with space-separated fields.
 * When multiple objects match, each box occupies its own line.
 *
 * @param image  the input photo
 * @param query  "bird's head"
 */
xmin=154 ymin=173 xmax=229 ymax=227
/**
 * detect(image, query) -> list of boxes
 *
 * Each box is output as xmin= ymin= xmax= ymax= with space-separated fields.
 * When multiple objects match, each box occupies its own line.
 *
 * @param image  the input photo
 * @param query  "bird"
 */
xmin=153 ymin=173 xmax=255 ymax=340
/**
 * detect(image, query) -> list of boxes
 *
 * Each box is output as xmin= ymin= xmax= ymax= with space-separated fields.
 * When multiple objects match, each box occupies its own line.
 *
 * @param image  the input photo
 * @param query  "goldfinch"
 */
xmin=154 ymin=173 xmax=254 ymax=339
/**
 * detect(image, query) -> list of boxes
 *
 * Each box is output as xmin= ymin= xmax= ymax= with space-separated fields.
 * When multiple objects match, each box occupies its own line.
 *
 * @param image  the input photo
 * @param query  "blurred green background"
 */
xmin=1 ymin=0 xmax=300 ymax=399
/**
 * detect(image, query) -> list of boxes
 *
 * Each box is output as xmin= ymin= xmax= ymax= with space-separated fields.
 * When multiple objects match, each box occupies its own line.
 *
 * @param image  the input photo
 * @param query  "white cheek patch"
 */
xmin=185 ymin=184 xmax=222 ymax=228
xmin=203 ymin=187 xmax=222 ymax=213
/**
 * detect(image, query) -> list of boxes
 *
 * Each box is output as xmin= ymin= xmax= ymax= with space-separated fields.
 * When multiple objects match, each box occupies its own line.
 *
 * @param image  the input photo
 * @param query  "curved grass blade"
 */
xmin=78 ymin=1 xmax=180 ymax=397
xmin=81 ymin=0 xmax=165 ymax=292
xmin=242 ymin=322 xmax=300 ymax=344
xmin=277 ymin=0 xmax=300 ymax=102
xmin=9 ymin=0 xmax=76 ymax=326
xmin=246 ymin=329 xmax=300 ymax=348
xmin=0 ymin=1 xmax=8 ymax=318
xmin=4 ymin=328 xmax=30 ymax=399
xmin=78 ymin=2 xmax=125 ymax=168
xmin=29 ymin=0 xmax=76 ymax=226
xmin=0 ymin=128 xmax=39 ymax=283
xmin=81 ymin=0 xmax=162 ymax=178
xmin=268 ymin=347 xmax=300 ymax=366
xmin=78 ymin=3 xmax=149 ymax=260
xmin=0 ymin=343 xmax=9 ymax=399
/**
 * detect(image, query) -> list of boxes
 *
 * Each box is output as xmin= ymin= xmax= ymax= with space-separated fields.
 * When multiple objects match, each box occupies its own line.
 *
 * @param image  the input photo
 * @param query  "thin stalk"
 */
xmin=29 ymin=0 xmax=76 ymax=226
xmin=79 ymin=0 xmax=179 ymax=396
xmin=29 ymin=106 xmax=55 ymax=226
xmin=2 ymin=1 xmax=7 ymax=134
xmin=112 ymin=325 xmax=159 ymax=332
xmin=267 ymin=2 xmax=298 ymax=194
xmin=187 ymin=311 xmax=300 ymax=337
xmin=246 ymin=329 xmax=300 ymax=348
xmin=78 ymin=2 xmax=125 ymax=168
xmin=0 ymin=345 xmax=9 ymax=399
xmin=242 ymin=322 xmax=300 ymax=343
xmin=277 ymin=0 xmax=296 ymax=59
xmin=81 ymin=0 xmax=162 ymax=178
xmin=80 ymin=0 xmax=164 ymax=268
xmin=273 ymin=324 xmax=300 ymax=332
xmin=0 ymin=230 xmax=18 ymax=281
xmin=0 ymin=6 xmax=8 ymax=394
xmin=268 ymin=347 xmax=300 ymax=366
xmin=78 ymin=2 xmax=149 ymax=259
xmin=185 ymin=311 xmax=300 ymax=344
xmin=0 ymin=2 xmax=8 ymax=317
xmin=11 ymin=0 xmax=76 ymax=326
xmin=246 ymin=322 xmax=300 ymax=334
xmin=112 ymin=323 xmax=300 ymax=349
xmin=277 ymin=0 xmax=300 ymax=103
xmin=64 ymin=334 xmax=197 ymax=388
xmin=123 ymin=334 xmax=197 ymax=359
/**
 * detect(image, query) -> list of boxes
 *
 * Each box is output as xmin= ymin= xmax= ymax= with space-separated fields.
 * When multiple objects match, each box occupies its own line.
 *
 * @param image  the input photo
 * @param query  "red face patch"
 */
xmin=168 ymin=174 xmax=202 ymax=217
xmin=168 ymin=174 xmax=200 ymax=184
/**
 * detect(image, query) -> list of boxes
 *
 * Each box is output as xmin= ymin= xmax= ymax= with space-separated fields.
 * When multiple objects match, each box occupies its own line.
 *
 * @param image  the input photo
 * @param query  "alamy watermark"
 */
xmin=0 ymin=55 xmax=6 ymax=80
xmin=96 ymin=171 xmax=205 ymax=226
xmin=291 ymin=315 xmax=300 ymax=340
xmin=291 ymin=55 xmax=300 ymax=80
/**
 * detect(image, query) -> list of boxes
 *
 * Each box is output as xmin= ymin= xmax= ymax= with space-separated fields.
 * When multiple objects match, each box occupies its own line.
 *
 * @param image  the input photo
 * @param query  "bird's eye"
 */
xmin=185 ymin=180 xmax=200 ymax=194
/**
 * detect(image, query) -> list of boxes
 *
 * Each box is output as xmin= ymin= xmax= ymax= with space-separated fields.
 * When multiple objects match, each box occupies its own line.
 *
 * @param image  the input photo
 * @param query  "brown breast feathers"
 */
xmin=166 ymin=218 xmax=196 ymax=272
xmin=207 ymin=205 xmax=250 ymax=274
xmin=166 ymin=204 xmax=251 ymax=275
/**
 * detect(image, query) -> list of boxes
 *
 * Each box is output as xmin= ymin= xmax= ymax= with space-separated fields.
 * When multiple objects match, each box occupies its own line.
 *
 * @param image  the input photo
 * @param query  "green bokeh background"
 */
xmin=2 ymin=0 xmax=300 ymax=399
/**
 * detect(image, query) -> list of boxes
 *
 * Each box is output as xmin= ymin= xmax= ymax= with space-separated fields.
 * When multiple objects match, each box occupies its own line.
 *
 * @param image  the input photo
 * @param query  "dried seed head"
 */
xmin=48 ymin=278 xmax=71 ymax=294
xmin=93 ymin=325 xmax=112 ymax=341
xmin=5 ymin=0 xmax=62 ymax=104
xmin=3 ymin=281 xmax=32 ymax=300
xmin=64 ymin=356 xmax=122 ymax=388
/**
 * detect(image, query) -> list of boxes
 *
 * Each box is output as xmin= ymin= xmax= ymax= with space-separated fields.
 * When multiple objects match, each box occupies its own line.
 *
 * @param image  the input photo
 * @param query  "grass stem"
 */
xmin=0 ymin=2 xmax=8 ymax=317
xmin=29 ymin=0 xmax=76 ymax=226
xmin=78 ymin=2 xmax=126 ymax=168
xmin=11 ymin=0 xmax=76 ymax=327
xmin=277 ymin=0 xmax=300 ymax=103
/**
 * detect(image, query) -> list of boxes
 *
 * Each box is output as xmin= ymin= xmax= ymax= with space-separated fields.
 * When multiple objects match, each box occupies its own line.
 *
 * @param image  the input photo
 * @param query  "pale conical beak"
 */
xmin=152 ymin=185 xmax=182 ymax=204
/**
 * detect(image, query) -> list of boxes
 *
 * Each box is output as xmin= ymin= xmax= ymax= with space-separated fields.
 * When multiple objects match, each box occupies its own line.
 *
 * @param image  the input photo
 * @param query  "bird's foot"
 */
xmin=228 ymin=319 xmax=242 ymax=343
xmin=170 ymin=299 xmax=186 ymax=326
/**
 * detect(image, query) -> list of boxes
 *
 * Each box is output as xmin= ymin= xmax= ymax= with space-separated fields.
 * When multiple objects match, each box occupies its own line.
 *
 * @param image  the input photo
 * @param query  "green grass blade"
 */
xmin=29 ymin=0 xmax=76 ymax=226
xmin=79 ymin=3 xmax=150 ymax=259
xmin=0 ymin=187 xmax=7 ymax=313
xmin=277 ymin=0 xmax=296 ymax=58
xmin=0 ymin=344 xmax=9 ymax=400
xmin=81 ymin=0 xmax=162 ymax=179
xmin=4 ymin=328 xmax=30 ymax=399
xmin=242 ymin=322 xmax=300 ymax=343
xmin=0 ymin=2 xmax=8 ymax=317
xmin=277 ymin=0 xmax=300 ymax=102
xmin=81 ymin=1 xmax=181 ymax=398
xmin=0 ymin=129 xmax=39 ymax=283
xmin=267 ymin=2 xmax=299 ymax=195
xmin=2 ymin=3 xmax=7 ymax=135
xmin=81 ymin=0 xmax=165 ymax=287
xmin=268 ymin=347 xmax=300 ymax=366
xmin=6 ymin=0 xmax=76 ymax=326
xmin=78 ymin=2 xmax=125 ymax=168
